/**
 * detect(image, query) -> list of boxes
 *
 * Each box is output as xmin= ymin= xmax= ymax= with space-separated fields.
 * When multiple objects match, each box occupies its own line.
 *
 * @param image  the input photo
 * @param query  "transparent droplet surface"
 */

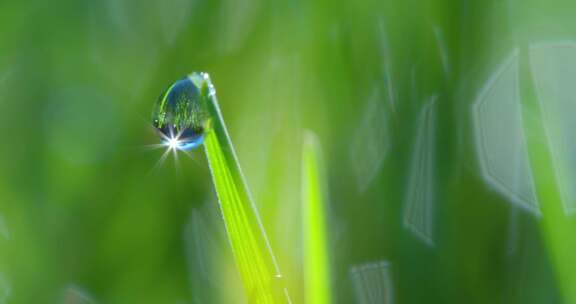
xmin=152 ymin=73 xmax=212 ymax=150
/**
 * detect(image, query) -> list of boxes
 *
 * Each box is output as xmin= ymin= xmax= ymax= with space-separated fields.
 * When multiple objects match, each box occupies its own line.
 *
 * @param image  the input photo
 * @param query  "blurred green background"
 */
xmin=1 ymin=0 xmax=576 ymax=303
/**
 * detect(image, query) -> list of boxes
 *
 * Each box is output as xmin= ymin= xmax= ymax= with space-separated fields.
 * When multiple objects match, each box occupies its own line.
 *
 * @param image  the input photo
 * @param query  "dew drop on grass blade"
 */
xmin=151 ymin=72 xmax=291 ymax=303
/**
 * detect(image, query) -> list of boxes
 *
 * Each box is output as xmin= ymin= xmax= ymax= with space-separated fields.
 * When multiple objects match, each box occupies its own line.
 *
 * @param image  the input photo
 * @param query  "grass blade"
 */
xmin=198 ymin=74 xmax=291 ymax=303
xmin=302 ymin=131 xmax=331 ymax=304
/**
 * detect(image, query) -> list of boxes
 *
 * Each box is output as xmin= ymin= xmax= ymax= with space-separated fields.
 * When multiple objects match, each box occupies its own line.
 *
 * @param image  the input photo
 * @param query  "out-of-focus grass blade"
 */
xmin=525 ymin=108 xmax=576 ymax=304
xmin=302 ymin=131 xmax=331 ymax=304
xmin=201 ymin=75 xmax=290 ymax=303
xmin=520 ymin=49 xmax=576 ymax=303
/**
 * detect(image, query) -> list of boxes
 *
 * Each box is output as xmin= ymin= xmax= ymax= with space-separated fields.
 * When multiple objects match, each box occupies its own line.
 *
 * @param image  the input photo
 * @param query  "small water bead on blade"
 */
xmin=152 ymin=72 xmax=214 ymax=150
xmin=159 ymin=72 xmax=291 ymax=302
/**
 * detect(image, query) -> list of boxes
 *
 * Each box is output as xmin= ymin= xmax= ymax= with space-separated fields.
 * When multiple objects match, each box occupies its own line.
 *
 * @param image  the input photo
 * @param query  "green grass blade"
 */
xmin=198 ymin=74 xmax=290 ymax=303
xmin=527 ymin=116 xmax=576 ymax=304
xmin=519 ymin=55 xmax=576 ymax=303
xmin=302 ymin=131 xmax=331 ymax=304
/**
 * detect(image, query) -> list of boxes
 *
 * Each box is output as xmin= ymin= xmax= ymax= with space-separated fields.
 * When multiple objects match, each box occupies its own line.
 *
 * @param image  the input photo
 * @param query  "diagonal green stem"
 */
xmin=197 ymin=74 xmax=291 ymax=303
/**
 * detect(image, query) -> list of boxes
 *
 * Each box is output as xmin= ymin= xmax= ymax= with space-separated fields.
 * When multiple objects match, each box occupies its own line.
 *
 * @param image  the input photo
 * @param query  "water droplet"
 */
xmin=152 ymin=73 xmax=212 ymax=150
